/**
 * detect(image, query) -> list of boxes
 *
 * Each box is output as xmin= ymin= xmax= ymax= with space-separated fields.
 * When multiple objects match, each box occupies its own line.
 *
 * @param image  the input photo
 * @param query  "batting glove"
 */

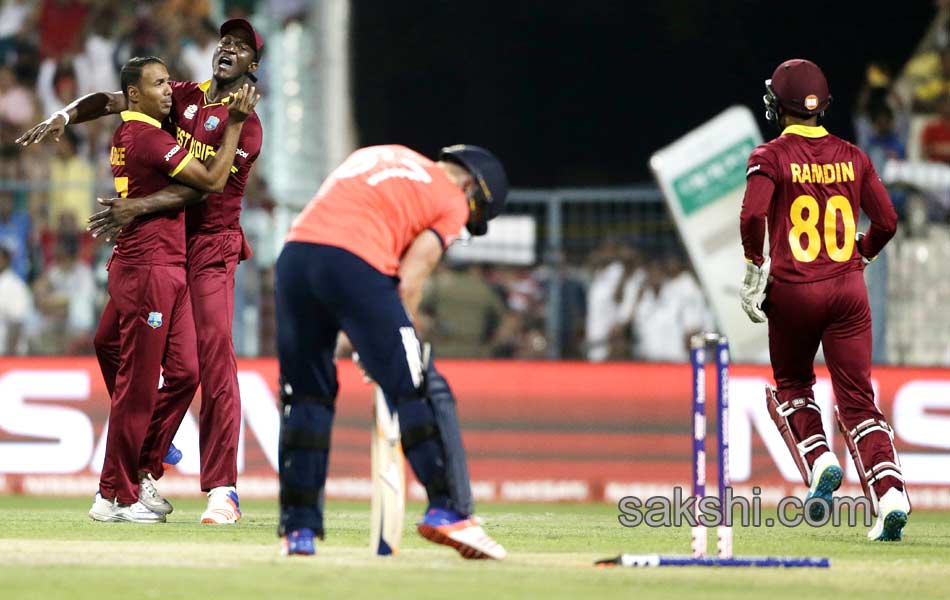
xmin=740 ymin=257 xmax=770 ymax=323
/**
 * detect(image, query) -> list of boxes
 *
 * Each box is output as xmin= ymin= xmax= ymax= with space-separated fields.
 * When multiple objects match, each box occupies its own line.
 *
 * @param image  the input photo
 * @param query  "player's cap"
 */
xmin=767 ymin=59 xmax=831 ymax=117
xmin=439 ymin=144 xmax=508 ymax=236
xmin=220 ymin=18 xmax=264 ymax=59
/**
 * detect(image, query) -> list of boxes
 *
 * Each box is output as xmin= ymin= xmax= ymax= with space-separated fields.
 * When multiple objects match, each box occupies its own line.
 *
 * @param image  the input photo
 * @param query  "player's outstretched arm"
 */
xmin=397 ymin=230 xmax=444 ymax=324
xmin=87 ymin=185 xmax=205 ymax=242
xmin=171 ymin=84 xmax=259 ymax=193
xmin=16 ymin=91 xmax=126 ymax=146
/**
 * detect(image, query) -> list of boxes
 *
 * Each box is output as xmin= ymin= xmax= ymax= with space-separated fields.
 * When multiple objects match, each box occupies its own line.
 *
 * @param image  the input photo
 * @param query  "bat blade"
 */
xmin=369 ymin=386 xmax=405 ymax=555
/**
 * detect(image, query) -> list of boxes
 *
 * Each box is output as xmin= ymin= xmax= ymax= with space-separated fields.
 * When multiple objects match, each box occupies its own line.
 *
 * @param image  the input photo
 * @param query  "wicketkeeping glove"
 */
xmin=740 ymin=257 xmax=770 ymax=323
xmin=855 ymin=232 xmax=875 ymax=265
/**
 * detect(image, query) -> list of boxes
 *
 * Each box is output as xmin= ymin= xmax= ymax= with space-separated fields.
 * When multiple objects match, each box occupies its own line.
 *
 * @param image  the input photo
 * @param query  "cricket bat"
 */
xmin=369 ymin=385 xmax=405 ymax=555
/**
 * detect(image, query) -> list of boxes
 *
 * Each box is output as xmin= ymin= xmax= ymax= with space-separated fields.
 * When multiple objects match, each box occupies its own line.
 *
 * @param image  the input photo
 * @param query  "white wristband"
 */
xmin=53 ymin=109 xmax=70 ymax=125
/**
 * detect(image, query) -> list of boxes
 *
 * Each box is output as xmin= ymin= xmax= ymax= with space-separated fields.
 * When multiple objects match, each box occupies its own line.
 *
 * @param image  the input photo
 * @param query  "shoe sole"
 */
xmin=88 ymin=510 xmax=118 ymax=522
xmin=140 ymin=502 xmax=173 ymax=516
xmin=417 ymin=524 xmax=491 ymax=560
xmin=877 ymin=510 xmax=908 ymax=542
xmin=200 ymin=512 xmax=241 ymax=524
xmin=805 ymin=465 xmax=843 ymax=522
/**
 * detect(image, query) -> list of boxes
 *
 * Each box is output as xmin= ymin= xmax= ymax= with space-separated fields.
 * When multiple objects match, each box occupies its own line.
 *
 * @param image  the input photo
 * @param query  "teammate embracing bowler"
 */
xmin=275 ymin=144 xmax=507 ymax=559
xmin=19 ymin=19 xmax=266 ymax=524
xmin=739 ymin=59 xmax=908 ymax=541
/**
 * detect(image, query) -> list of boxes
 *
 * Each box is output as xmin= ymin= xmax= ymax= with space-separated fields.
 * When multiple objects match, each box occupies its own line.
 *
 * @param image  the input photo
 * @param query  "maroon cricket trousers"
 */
xmin=94 ymin=261 xmax=199 ymax=504
xmin=766 ymin=269 xmax=901 ymax=498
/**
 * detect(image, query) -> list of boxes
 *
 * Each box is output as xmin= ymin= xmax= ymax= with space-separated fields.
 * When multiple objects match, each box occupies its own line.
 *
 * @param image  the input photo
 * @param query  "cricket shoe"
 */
xmin=281 ymin=528 xmax=316 ymax=556
xmin=200 ymin=486 xmax=241 ymax=524
xmin=138 ymin=473 xmax=173 ymax=515
xmin=88 ymin=492 xmax=166 ymax=523
xmin=163 ymin=442 xmax=183 ymax=469
xmin=868 ymin=487 xmax=910 ymax=542
xmin=804 ymin=451 xmax=843 ymax=522
xmin=417 ymin=507 xmax=507 ymax=560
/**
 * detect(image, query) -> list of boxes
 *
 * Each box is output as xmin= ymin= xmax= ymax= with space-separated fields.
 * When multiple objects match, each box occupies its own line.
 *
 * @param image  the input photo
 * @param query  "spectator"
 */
xmin=181 ymin=18 xmax=218 ymax=82
xmin=0 ymin=63 xmax=37 ymax=143
xmin=585 ymin=240 xmax=644 ymax=362
xmin=421 ymin=263 xmax=509 ymax=358
xmin=46 ymin=127 xmax=94 ymax=229
xmin=37 ymin=58 xmax=80 ymax=120
xmin=920 ymin=91 xmax=950 ymax=163
xmin=31 ymin=232 xmax=95 ymax=354
xmin=632 ymin=255 xmax=712 ymax=362
xmin=908 ymin=45 xmax=950 ymax=113
xmin=0 ymin=243 xmax=31 ymax=355
xmin=37 ymin=210 xmax=94 ymax=270
xmin=0 ymin=189 xmax=31 ymax=280
xmin=34 ymin=0 xmax=90 ymax=60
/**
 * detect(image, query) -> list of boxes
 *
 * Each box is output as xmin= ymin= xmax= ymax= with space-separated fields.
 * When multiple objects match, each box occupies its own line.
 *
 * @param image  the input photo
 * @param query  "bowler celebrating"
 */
xmin=88 ymin=56 xmax=257 ymax=522
xmin=19 ymin=19 xmax=266 ymax=524
xmin=275 ymin=144 xmax=507 ymax=559
xmin=739 ymin=59 xmax=907 ymax=541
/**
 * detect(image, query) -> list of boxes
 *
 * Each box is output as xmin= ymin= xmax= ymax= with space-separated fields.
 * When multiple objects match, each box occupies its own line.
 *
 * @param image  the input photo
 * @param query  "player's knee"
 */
xmin=180 ymin=361 xmax=200 ymax=394
xmin=394 ymin=393 xmax=439 ymax=450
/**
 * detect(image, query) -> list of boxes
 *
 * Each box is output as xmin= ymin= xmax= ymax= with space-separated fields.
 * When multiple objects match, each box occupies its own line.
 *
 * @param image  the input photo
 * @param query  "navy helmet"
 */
xmin=439 ymin=144 xmax=508 ymax=236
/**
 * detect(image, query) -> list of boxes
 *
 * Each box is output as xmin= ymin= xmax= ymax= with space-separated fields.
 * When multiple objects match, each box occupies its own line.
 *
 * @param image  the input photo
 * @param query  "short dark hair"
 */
xmin=120 ymin=56 xmax=166 ymax=102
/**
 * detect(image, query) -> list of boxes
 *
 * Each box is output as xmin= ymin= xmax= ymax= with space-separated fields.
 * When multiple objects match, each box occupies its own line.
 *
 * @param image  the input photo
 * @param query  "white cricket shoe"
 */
xmin=88 ymin=492 xmax=166 ymax=523
xmin=138 ymin=473 xmax=173 ymax=515
xmin=417 ymin=508 xmax=507 ymax=560
xmin=804 ymin=451 xmax=843 ymax=522
xmin=200 ymin=486 xmax=242 ymax=524
xmin=868 ymin=487 xmax=910 ymax=541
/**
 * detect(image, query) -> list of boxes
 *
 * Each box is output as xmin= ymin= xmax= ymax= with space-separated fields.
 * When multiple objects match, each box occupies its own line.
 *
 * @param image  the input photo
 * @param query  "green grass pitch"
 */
xmin=0 ymin=496 xmax=948 ymax=599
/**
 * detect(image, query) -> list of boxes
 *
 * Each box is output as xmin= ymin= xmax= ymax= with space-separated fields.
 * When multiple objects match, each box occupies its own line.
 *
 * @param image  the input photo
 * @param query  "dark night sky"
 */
xmin=352 ymin=1 xmax=935 ymax=186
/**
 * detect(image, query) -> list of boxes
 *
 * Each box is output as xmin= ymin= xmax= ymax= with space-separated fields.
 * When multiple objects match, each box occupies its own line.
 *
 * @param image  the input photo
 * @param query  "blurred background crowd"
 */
xmin=1 ymin=1 xmax=949 ymax=364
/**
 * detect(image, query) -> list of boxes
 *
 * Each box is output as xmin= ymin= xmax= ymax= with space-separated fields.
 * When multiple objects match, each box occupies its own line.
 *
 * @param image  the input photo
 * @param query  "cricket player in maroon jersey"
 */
xmin=739 ymin=59 xmax=908 ymax=541
xmin=19 ymin=19 xmax=265 ymax=524
xmin=85 ymin=56 xmax=257 ymax=523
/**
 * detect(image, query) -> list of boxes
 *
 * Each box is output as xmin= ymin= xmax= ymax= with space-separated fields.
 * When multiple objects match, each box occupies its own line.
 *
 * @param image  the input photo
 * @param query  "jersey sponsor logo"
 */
xmin=184 ymin=104 xmax=198 ymax=120
xmin=789 ymin=161 xmax=854 ymax=184
xmin=746 ymin=164 xmax=760 ymax=177
xmin=804 ymin=95 xmax=819 ymax=110
xmin=236 ymin=147 xmax=249 ymax=159
xmin=204 ymin=116 xmax=220 ymax=131
xmin=147 ymin=312 xmax=163 ymax=329
xmin=164 ymin=145 xmax=182 ymax=162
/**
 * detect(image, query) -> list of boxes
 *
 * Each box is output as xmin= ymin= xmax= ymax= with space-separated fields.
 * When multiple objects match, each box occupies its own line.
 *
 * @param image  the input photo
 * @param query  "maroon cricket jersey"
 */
xmin=169 ymin=80 xmax=263 ymax=237
xmin=109 ymin=111 xmax=194 ymax=266
xmin=741 ymin=124 xmax=897 ymax=283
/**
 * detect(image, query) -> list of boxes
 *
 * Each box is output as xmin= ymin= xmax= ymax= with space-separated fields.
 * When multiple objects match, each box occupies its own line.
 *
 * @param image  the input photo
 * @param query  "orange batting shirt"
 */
xmin=286 ymin=145 xmax=469 ymax=276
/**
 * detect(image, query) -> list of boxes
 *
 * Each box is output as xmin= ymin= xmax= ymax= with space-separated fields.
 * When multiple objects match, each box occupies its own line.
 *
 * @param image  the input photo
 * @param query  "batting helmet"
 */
xmin=439 ymin=144 xmax=508 ymax=236
xmin=763 ymin=59 xmax=832 ymax=123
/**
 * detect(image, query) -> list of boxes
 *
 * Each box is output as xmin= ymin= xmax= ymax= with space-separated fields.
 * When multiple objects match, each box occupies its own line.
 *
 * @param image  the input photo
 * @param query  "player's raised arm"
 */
xmin=16 ymin=91 xmax=127 ymax=146
xmin=170 ymin=84 xmax=259 ymax=193
xmin=397 ymin=229 xmax=444 ymax=323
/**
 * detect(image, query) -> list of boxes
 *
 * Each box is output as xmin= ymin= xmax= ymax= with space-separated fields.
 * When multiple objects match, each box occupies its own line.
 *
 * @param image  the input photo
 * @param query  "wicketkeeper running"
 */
xmin=739 ymin=59 xmax=908 ymax=541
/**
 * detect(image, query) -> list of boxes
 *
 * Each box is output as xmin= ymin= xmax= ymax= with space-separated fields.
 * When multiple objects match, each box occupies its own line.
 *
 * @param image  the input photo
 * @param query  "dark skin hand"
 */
xmin=88 ymin=184 xmax=205 ymax=242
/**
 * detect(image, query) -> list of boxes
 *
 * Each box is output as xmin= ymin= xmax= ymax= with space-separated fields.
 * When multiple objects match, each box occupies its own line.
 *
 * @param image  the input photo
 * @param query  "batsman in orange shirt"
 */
xmin=275 ymin=144 xmax=507 ymax=559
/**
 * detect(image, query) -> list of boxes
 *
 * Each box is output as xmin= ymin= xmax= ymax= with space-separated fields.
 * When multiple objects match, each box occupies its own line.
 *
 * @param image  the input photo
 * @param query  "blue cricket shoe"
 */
xmin=163 ymin=442 xmax=183 ymax=468
xmin=281 ymin=528 xmax=316 ymax=556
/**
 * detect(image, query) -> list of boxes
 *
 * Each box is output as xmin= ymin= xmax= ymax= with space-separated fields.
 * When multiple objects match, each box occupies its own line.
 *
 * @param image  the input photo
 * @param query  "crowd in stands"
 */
xmin=3 ymin=1 xmax=948 ymax=362
xmin=0 ymin=0 xmax=266 ymax=355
